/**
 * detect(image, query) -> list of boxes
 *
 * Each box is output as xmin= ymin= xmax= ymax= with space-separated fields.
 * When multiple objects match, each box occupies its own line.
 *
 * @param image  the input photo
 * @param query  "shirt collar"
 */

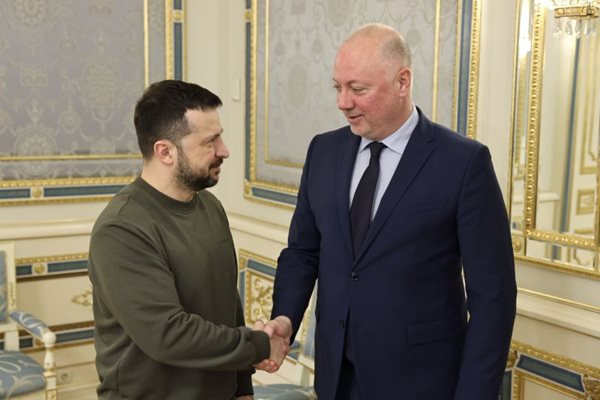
xmin=358 ymin=104 xmax=419 ymax=155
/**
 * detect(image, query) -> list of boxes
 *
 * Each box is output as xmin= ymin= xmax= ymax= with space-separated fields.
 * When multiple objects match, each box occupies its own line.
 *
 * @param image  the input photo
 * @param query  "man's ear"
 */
xmin=396 ymin=67 xmax=412 ymax=96
xmin=154 ymin=140 xmax=175 ymax=166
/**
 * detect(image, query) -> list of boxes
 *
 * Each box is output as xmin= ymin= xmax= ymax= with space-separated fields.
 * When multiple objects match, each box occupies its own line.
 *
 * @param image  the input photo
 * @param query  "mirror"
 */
xmin=510 ymin=0 xmax=600 ymax=275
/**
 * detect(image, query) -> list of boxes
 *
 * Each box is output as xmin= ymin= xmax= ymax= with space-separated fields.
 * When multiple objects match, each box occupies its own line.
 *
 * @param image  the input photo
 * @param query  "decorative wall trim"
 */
xmin=238 ymin=249 xmax=312 ymax=360
xmin=503 ymin=340 xmax=600 ymax=399
xmin=516 ymin=255 xmax=600 ymax=281
xmin=238 ymin=249 xmax=276 ymax=328
xmin=16 ymin=253 xmax=89 ymax=281
xmin=518 ymin=287 xmax=600 ymax=314
xmin=0 ymin=177 xmax=133 ymax=207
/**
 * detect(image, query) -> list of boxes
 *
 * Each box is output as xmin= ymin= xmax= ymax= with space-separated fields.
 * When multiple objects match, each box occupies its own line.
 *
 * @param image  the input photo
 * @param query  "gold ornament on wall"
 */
xmin=584 ymin=375 xmax=600 ymax=399
xmin=71 ymin=287 xmax=93 ymax=309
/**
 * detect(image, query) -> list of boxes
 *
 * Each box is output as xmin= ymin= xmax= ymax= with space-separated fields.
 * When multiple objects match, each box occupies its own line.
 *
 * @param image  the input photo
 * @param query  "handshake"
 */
xmin=253 ymin=315 xmax=293 ymax=373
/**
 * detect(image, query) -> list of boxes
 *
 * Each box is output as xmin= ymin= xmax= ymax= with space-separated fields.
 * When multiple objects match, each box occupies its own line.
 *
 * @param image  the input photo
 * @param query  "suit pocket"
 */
xmin=407 ymin=314 xmax=466 ymax=345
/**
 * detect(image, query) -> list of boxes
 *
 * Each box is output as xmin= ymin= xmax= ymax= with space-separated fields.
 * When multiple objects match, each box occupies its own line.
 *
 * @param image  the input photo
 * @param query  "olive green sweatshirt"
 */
xmin=89 ymin=177 xmax=270 ymax=400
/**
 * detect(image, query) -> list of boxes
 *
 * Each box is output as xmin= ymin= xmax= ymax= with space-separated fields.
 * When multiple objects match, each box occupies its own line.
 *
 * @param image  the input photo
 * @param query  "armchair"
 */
xmin=0 ymin=242 xmax=57 ymax=400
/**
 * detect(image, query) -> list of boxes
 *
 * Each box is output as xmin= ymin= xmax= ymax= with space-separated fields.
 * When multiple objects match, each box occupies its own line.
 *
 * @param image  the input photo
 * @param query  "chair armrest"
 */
xmin=10 ymin=311 xmax=57 ymax=373
xmin=10 ymin=310 xmax=56 ymax=347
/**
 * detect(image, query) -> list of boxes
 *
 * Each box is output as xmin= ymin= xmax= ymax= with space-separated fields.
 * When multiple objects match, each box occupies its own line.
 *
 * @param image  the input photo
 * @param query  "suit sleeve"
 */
xmin=271 ymin=136 xmax=320 ymax=339
xmin=454 ymin=145 xmax=517 ymax=400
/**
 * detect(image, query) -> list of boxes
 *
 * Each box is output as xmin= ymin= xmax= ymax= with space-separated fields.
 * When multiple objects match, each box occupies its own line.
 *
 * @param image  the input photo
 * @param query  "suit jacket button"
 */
xmin=338 ymin=320 xmax=345 ymax=328
xmin=351 ymin=272 xmax=359 ymax=281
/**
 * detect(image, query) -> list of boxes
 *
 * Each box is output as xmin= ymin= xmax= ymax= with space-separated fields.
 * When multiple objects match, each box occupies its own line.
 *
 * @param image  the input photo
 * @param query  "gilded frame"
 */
xmin=238 ymin=249 xmax=314 ymax=361
xmin=502 ymin=341 xmax=600 ymax=399
xmin=508 ymin=0 xmax=600 ymax=278
xmin=0 ymin=0 xmax=186 ymax=206
xmin=244 ymin=0 xmax=482 ymax=207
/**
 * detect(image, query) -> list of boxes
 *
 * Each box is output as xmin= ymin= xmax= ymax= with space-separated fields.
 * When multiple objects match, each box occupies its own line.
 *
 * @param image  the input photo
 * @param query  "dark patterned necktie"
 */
xmin=350 ymin=142 xmax=386 ymax=256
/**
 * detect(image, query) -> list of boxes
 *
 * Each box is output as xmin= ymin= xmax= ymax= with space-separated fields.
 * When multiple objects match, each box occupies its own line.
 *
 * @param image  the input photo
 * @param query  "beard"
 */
xmin=175 ymin=150 xmax=221 ymax=192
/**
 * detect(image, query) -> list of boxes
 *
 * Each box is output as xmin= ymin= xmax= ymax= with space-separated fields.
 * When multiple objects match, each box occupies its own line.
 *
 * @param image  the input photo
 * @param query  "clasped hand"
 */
xmin=253 ymin=316 xmax=292 ymax=373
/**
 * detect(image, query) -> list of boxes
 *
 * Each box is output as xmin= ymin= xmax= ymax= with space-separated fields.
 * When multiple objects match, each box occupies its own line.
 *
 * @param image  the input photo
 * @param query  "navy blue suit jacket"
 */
xmin=272 ymin=110 xmax=516 ymax=400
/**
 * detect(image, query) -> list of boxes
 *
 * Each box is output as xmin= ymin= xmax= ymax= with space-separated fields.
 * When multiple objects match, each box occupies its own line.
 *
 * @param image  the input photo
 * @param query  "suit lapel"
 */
xmin=354 ymin=111 xmax=436 ymax=264
xmin=335 ymin=128 xmax=361 ymax=258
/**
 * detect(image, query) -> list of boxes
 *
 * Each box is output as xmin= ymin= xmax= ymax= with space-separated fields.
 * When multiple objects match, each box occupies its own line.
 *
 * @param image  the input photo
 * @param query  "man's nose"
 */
xmin=216 ymin=139 xmax=230 ymax=159
xmin=337 ymin=89 xmax=353 ymax=110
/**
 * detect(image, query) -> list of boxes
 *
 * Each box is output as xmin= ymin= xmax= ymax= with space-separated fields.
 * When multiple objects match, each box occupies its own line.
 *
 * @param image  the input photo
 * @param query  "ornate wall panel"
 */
xmin=501 ymin=341 xmax=600 ymax=400
xmin=238 ymin=249 xmax=314 ymax=361
xmin=0 ymin=0 xmax=185 ymax=206
xmin=245 ymin=0 xmax=481 ymax=206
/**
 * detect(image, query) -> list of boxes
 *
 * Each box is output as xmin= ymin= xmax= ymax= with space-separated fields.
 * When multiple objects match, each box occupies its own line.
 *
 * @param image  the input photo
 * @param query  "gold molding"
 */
xmin=511 ymin=340 xmax=600 ymax=381
xmin=523 ymin=4 xmax=546 ymax=234
xmin=576 ymin=189 xmax=595 ymax=215
xmin=579 ymin=37 xmax=598 ymax=175
xmin=16 ymin=252 xmax=88 ymax=266
xmin=238 ymin=249 xmax=313 ymax=355
xmin=165 ymin=0 xmax=173 ymax=79
xmin=144 ymin=0 xmax=150 ymax=87
xmin=452 ymin=0 xmax=463 ymax=132
xmin=243 ymin=180 xmax=296 ymax=210
xmin=16 ymin=253 xmax=89 ymax=282
xmin=516 ymin=254 xmax=600 ymax=281
xmin=8 ymin=282 xmax=16 ymax=311
xmin=238 ymin=249 xmax=277 ymax=270
xmin=0 ymin=176 xmax=134 ymax=206
xmin=432 ymin=0 xmax=442 ymax=122
xmin=518 ymin=287 xmax=600 ymax=314
xmin=72 ymin=287 xmax=93 ymax=309
xmin=519 ymin=372 xmax=585 ymax=399
xmin=238 ymin=249 xmax=276 ymax=326
xmin=0 ymin=176 xmax=134 ymax=189
xmin=164 ymin=0 xmax=186 ymax=80
xmin=466 ymin=0 xmax=481 ymax=139
xmin=527 ymin=228 xmax=596 ymax=250
xmin=0 ymin=154 xmax=141 ymax=161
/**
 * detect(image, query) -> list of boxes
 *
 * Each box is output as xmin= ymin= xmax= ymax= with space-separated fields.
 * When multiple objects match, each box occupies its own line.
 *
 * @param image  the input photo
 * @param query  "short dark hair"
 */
xmin=134 ymin=80 xmax=223 ymax=159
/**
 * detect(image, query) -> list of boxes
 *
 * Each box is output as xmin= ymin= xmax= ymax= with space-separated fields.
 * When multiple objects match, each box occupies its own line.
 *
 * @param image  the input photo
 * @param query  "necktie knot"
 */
xmin=368 ymin=142 xmax=386 ymax=160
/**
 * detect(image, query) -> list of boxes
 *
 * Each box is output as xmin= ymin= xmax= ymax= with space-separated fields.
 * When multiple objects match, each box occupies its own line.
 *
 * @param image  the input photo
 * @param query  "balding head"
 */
xmin=342 ymin=23 xmax=412 ymax=70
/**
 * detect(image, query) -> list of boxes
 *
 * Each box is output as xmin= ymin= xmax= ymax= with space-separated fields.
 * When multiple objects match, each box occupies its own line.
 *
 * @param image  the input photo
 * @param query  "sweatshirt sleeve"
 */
xmin=89 ymin=220 xmax=270 ymax=371
xmin=235 ymin=292 xmax=258 ymax=396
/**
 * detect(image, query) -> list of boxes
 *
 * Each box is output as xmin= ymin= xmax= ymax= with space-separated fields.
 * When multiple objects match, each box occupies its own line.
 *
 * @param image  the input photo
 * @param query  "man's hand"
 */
xmin=264 ymin=316 xmax=293 ymax=345
xmin=253 ymin=316 xmax=293 ymax=373
xmin=235 ymin=396 xmax=253 ymax=400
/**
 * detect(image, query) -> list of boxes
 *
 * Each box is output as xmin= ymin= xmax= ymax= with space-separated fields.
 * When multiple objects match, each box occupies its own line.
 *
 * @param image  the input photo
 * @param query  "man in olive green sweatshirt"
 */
xmin=88 ymin=80 xmax=287 ymax=400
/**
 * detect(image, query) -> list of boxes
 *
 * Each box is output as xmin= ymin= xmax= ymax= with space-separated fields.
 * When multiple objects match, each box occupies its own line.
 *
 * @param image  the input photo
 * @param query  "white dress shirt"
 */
xmin=349 ymin=105 xmax=419 ymax=220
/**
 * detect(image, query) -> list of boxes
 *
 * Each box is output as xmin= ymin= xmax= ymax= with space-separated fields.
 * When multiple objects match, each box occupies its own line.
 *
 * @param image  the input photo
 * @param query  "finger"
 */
xmin=263 ymin=322 xmax=276 ymax=337
xmin=253 ymin=319 xmax=265 ymax=330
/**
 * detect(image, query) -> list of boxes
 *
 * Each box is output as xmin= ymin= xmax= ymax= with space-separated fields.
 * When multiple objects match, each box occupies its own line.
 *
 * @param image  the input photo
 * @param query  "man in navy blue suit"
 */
xmin=261 ymin=23 xmax=516 ymax=399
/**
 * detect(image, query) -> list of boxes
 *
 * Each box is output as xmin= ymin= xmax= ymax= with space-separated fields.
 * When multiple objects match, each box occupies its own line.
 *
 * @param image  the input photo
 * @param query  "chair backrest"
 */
xmin=0 ymin=243 xmax=17 ymax=323
xmin=0 ymin=242 xmax=20 ymax=343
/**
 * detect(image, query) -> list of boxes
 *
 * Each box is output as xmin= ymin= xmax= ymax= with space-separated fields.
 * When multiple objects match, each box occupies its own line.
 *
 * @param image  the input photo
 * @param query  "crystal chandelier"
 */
xmin=551 ymin=0 xmax=600 ymax=37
